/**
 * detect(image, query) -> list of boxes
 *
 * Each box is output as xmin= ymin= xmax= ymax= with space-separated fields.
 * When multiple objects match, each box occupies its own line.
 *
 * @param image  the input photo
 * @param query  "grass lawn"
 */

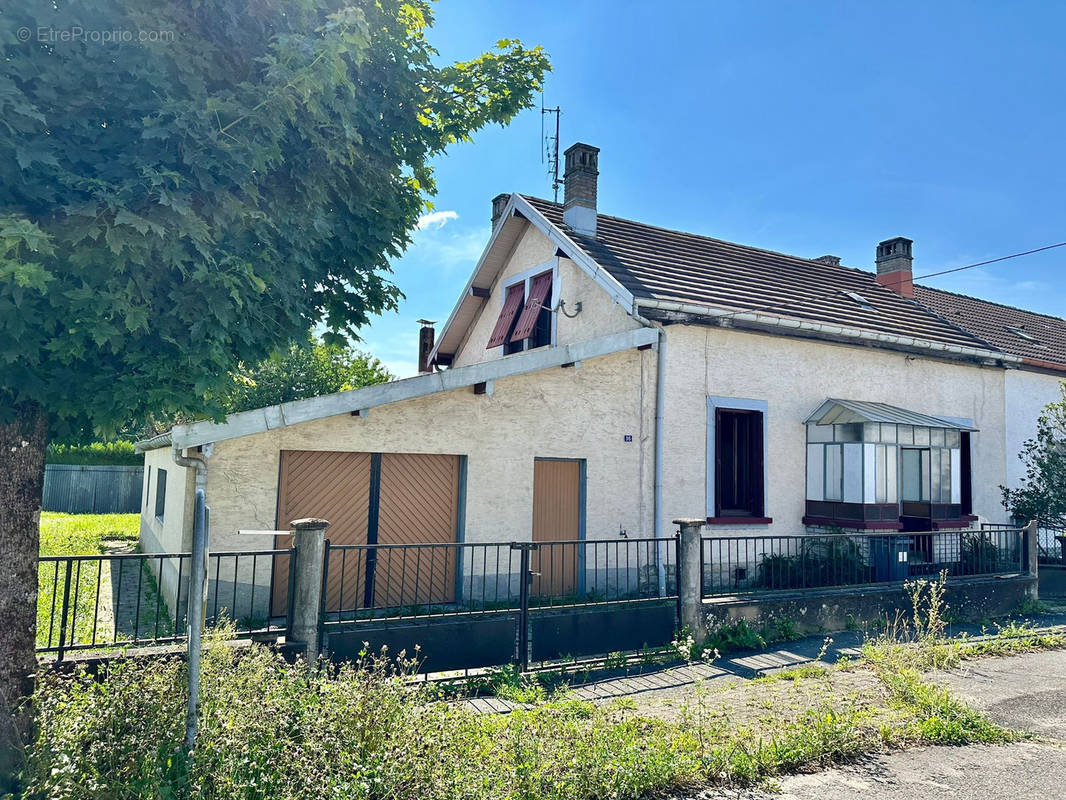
xmin=36 ymin=512 xmax=149 ymax=651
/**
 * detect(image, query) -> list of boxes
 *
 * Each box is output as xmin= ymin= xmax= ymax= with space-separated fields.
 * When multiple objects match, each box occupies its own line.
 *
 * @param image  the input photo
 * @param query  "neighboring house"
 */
xmin=138 ymin=141 xmax=1044 ymax=616
xmin=912 ymin=285 xmax=1066 ymax=492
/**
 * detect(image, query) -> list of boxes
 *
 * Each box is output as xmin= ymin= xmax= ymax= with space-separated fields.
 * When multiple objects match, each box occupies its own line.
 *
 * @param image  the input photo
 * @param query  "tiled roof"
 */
xmin=914 ymin=285 xmax=1066 ymax=370
xmin=523 ymin=197 xmax=997 ymax=354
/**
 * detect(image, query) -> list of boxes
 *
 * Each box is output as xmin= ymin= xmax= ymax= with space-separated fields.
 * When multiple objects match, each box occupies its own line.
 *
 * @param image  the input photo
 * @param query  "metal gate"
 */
xmin=321 ymin=536 xmax=680 ymax=674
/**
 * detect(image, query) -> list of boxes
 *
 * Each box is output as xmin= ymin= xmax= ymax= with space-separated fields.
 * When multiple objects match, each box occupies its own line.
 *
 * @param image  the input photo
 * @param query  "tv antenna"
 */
xmin=541 ymin=95 xmax=561 ymax=202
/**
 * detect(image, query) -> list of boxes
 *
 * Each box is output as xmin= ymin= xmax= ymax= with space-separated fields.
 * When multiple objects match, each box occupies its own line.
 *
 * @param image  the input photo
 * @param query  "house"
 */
xmin=910 ymin=285 xmax=1066 ymax=493
xmin=138 ymin=141 xmax=1051 ymax=617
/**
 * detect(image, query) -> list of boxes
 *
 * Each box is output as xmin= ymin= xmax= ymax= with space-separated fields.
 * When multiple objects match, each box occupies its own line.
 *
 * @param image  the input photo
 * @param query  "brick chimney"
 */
xmin=417 ymin=319 xmax=436 ymax=374
xmin=562 ymin=142 xmax=599 ymax=237
xmin=875 ymin=237 xmax=914 ymax=298
xmin=491 ymin=193 xmax=509 ymax=228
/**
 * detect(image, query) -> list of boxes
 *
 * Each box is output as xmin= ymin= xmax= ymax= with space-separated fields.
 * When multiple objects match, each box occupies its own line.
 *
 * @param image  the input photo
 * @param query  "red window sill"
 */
xmin=706 ymin=516 xmax=773 ymax=525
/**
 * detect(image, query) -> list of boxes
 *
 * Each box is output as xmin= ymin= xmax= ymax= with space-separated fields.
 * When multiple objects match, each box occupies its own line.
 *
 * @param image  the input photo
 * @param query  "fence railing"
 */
xmin=321 ymin=537 xmax=677 ymax=625
xmin=37 ymin=549 xmax=290 ymax=659
xmin=701 ymin=528 xmax=1025 ymax=597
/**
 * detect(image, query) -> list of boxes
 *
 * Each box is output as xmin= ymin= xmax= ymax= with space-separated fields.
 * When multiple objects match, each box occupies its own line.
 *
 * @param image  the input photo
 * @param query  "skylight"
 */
xmin=841 ymin=290 xmax=875 ymax=312
xmin=1007 ymin=326 xmax=1039 ymax=343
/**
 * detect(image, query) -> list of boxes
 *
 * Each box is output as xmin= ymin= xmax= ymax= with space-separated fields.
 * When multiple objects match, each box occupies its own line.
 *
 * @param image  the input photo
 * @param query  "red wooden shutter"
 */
xmin=509 ymin=272 xmax=553 ymax=343
xmin=486 ymin=283 xmax=526 ymax=348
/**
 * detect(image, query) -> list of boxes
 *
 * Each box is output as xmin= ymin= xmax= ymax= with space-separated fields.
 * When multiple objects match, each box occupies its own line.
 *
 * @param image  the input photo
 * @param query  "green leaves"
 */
xmin=0 ymin=0 xmax=549 ymax=433
xmin=1002 ymin=383 xmax=1066 ymax=527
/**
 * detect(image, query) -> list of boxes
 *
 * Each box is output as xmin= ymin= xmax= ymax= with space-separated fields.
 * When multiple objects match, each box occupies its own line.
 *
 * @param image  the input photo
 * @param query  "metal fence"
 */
xmin=42 ymin=464 xmax=143 ymax=514
xmin=701 ymin=528 xmax=1025 ymax=597
xmin=37 ymin=549 xmax=290 ymax=659
xmin=321 ymin=537 xmax=676 ymax=625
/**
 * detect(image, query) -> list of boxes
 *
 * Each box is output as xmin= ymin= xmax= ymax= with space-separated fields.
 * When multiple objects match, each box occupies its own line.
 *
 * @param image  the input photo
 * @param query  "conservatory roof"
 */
xmin=804 ymin=399 xmax=978 ymax=431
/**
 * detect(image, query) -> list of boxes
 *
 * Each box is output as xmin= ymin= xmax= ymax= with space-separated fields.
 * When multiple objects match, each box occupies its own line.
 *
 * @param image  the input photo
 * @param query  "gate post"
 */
xmin=674 ymin=518 xmax=706 ymax=646
xmin=1023 ymin=519 xmax=1039 ymax=600
xmin=287 ymin=518 xmax=329 ymax=659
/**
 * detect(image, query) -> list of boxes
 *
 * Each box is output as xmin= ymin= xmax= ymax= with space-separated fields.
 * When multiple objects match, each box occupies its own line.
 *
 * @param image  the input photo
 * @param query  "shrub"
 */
xmin=46 ymin=441 xmax=142 ymax=465
xmin=757 ymin=536 xmax=872 ymax=590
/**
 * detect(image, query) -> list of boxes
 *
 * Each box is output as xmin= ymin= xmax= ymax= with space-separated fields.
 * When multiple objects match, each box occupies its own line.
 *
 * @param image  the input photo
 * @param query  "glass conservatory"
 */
xmin=803 ymin=399 xmax=975 ymax=532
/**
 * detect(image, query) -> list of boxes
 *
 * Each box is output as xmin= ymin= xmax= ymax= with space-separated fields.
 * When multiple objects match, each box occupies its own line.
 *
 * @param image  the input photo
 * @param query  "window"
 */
xmin=155 ymin=468 xmax=167 ymax=522
xmin=713 ymin=408 xmax=764 ymax=517
xmin=486 ymin=269 xmax=555 ymax=354
xmin=145 ymin=467 xmax=152 ymax=504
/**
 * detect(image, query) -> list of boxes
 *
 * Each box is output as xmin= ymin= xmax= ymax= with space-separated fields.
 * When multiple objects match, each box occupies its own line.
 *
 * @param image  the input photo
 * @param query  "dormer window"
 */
xmin=486 ymin=268 xmax=555 ymax=354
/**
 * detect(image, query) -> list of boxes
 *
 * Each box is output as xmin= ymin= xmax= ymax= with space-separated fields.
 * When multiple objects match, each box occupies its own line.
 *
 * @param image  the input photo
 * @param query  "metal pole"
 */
xmin=185 ymin=489 xmax=208 ymax=751
xmin=512 ymin=543 xmax=534 ymax=672
xmin=56 ymin=559 xmax=73 ymax=662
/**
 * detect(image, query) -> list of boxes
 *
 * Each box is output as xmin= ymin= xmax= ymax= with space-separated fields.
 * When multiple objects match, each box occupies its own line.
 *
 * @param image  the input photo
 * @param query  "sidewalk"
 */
xmin=465 ymin=605 xmax=1066 ymax=714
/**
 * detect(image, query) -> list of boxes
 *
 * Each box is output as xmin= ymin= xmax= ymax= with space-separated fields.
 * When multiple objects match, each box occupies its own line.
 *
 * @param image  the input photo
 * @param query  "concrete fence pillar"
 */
xmin=674 ymin=518 xmax=706 ymax=645
xmin=287 ymin=517 xmax=329 ymax=658
xmin=1024 ymin=519 xmax=1039 ymax=600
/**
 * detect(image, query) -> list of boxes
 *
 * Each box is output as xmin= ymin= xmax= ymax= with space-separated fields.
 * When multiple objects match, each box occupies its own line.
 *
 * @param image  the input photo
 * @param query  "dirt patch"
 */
xmin=628 ymin=666 xmax=888 ymax=731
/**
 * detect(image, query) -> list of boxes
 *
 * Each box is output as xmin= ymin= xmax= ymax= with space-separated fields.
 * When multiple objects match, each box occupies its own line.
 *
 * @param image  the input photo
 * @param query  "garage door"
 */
xmin=271 ymin=450 xmax=461 ymax=616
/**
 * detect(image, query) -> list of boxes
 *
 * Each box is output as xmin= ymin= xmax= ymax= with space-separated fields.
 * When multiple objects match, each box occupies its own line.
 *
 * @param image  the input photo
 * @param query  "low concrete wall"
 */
xmin=700 ymin=575 xmax=1036 ymax=637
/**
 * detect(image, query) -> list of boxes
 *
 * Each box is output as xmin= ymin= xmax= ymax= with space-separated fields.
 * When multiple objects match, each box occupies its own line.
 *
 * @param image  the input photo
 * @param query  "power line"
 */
xmin=709 ymin=239 xmax=1066 ymax=324
xmin=914 ymin=241 xmax=1066 ymax=281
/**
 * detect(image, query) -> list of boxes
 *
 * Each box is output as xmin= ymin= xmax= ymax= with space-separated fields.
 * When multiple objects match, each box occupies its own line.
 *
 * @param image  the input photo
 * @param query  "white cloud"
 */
xmin=416 ymin=210 xmax=459 ymax=230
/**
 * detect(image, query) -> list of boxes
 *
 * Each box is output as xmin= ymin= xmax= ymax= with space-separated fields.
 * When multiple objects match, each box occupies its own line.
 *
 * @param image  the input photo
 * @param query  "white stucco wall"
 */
xmin=204 ymin=347 xmax=656 ymax=555
xmin=139 ymin=446 xmax=194 ymax=555
xmin=1004 ymin=368 xmax=1064 ymax=489
xmin=659 ymin=324 xmax=1010 ymax=537
xmin=450 ymin=225 xmax=638 ymax=368
xmin=139 ymin=446 xmax=196 ymax=618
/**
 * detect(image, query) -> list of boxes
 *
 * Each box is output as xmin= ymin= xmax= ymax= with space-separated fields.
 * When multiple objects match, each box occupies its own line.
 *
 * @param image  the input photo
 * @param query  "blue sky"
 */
xmin=360 ymin=1 xmax=1066 ymax=377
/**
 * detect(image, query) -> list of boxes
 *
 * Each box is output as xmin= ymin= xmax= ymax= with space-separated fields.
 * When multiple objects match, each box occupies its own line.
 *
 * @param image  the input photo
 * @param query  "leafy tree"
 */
xmin=1002 ymin=385 xmax=1066 ymax=528
xmin=218 ymin=338 xmax=392 ymax=414
xmin=0 ymin=0 xmax=548 ymax=769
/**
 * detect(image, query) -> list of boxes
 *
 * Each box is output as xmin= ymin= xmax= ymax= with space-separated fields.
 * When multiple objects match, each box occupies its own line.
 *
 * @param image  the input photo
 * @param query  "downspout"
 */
xmin=633 ymin=311 xmax=667 ymax=595
xmin=172 ymin=446 xmax=207 ymax=751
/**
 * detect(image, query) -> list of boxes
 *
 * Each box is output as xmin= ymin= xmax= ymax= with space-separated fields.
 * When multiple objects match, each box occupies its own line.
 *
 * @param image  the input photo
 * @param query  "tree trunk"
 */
xmin=0 ymin=403 xmax=47 ymax=784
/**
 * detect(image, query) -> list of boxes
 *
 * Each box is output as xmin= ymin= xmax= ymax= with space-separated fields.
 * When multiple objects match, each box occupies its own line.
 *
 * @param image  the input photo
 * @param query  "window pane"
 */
xmin=898 ymin=425 xmax=914 ymax=445
xmin=941 ymin=449 xmax=952 ymax=504
xmin=835 ymin=423 xmax=861 ymax=442
xmin=863 ymin=422 xmax=881 ymax=443
xmin=807 ymin=424 xmax=833 ymax=443
xmin=825 ymin=445 xmax=843 ymax=502
xmin=885 ymin=445 xmax=898 ymax=503
xmin=806 ymin=444 xmax=825 ymax=501
xmin=902 ymin=449 xmax=921 ymax=502
xmin=875 ymin=445 xmax=887 ymax=503
xmin=715 ymin=409 xmax=764 ymax=516
xmin=930 ymin=428 xmax=945 ymax=447
xmin=914 ymin=427 xmax=930 ymax=446
xmin=881 ymin=424 xmax=898 ymax=443
xmin=920 ymin=450 xmax=931 ymax=501
xmin=946 ymin=430 xmax=960 ymax=448
xmin=843 ymin=443 xmax=863 ymax=503
xmin=930 ymin=449 xmax=941 ymax=501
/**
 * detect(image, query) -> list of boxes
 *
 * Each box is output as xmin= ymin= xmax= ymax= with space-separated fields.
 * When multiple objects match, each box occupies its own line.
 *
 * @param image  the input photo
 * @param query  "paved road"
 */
xmin=724 ymin=648 xmax=1066 ymax=800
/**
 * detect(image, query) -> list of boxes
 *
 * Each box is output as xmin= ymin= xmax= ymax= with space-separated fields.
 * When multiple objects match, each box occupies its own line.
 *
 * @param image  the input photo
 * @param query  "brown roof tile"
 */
xmin=914 ymin=285 xmax=1066 ymax=370
xmin=523 ymin=196 xmax=997 ymax=354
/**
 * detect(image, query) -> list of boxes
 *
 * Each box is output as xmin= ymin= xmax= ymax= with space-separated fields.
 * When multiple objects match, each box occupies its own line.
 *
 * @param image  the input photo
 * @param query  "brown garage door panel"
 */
xmin=375 ymin=453 xmax=460 ymax=607
xmin=272 ymin=450 xmax=372 ymax=616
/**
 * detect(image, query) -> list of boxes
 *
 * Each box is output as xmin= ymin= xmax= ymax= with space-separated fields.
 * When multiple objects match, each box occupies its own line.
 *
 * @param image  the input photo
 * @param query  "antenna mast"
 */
xmin=541 ymin=96 xmax=562 ymax=203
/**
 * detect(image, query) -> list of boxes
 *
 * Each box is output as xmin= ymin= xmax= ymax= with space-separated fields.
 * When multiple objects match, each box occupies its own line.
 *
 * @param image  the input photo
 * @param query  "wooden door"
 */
xmin=531 ymin=459 xmax=582 ymax=598
xmin=271 ymin=450 xmax=372 ymax=616
xmin=375 ymin=453 xmax=460 ymax=607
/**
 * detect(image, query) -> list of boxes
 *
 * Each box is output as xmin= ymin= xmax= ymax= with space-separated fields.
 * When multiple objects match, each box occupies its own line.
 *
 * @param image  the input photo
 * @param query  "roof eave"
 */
xmin=637 ymin=298 xmax=1020 ymax=367
xmin=137 ymin=327 xmax=660 ymax=452
xmin=429 ymin=194 xmax=639 ymax=363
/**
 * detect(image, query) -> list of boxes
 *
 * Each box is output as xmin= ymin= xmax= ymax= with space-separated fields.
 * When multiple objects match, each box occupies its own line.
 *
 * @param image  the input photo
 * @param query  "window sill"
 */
xmin=706 ymin=516 xmax=773 ymax=526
